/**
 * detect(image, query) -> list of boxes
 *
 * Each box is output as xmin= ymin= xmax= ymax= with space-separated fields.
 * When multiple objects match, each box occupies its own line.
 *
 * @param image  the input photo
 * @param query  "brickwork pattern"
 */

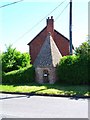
xmin=28 ymin=16 xmax=69 ymax=64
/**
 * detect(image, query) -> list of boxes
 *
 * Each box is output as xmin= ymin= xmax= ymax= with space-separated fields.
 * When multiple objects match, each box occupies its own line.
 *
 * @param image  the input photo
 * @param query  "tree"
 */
xmin=2 ymin=45 xmax=31 ymax=72
xmin=75 ymin=40 xmax=90 ymax=59
xmin=56 ymin=40 xmax=90 ymax=85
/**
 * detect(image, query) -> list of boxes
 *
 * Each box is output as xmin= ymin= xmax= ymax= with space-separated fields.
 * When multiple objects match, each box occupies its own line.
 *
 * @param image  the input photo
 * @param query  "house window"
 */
xmin=43 ymin=70 xmax=49 ymax=83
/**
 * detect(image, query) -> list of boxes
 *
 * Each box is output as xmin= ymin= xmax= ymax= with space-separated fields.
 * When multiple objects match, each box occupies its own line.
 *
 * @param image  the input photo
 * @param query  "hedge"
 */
xmin=57 ymin=55 xmax=89 ymax=85
xmin=2 ymin=66 xmax=35 ymax=85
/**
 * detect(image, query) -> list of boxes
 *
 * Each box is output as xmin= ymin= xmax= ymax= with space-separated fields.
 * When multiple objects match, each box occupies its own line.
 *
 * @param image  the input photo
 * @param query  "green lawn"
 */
xmin=0 ymin=83 xmax=89 ymax=97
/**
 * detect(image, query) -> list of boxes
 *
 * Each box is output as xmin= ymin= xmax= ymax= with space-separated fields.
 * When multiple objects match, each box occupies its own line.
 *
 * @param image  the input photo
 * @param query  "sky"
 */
xmin=0 ymin=0 xmax=89 ymax=53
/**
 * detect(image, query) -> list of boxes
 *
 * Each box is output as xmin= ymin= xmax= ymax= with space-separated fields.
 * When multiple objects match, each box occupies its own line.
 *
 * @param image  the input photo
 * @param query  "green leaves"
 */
xmin=2 ymin=66 xmax=35 ymax=85
xmin=1 ymin=45 xmax=31 ymax=72
xmin=75 ymin=40 xmax=90 ymax=59
xmin=57 ymin=40 xmax=90 ymax=85
xmin=59 ymin=55 xmax=78 ymax=66
xmin=57 ymin=55 xmax=88 ymax=85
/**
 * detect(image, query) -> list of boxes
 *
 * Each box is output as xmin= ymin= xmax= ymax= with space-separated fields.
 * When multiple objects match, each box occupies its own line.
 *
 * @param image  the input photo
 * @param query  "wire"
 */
xmin=55 ymin=3 xmax=69 ymax=22
xmin=0 ymin=0 xmax=24 ymax=8
xmin=12 ymin=0 xmax=67 ymax=44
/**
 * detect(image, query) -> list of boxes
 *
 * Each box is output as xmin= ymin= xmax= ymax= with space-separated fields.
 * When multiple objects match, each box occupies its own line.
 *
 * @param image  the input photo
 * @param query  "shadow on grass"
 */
xmin=1 ymin=88 xmax=47 ymax=100
xmin=30 ymin=82 xmax=90 ymax=97
xmin=46 ymin=83 xmax=89 ymax=97
xmin=1 ymin=82 xmax=90 ymax=99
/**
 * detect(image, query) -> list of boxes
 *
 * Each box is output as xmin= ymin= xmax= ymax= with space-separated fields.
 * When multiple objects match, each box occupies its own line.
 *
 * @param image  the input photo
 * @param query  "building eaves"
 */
xmin=54 ymin=29 xmax=74 ymax=49
xmin=54 ymin=29 xmax=69 ymax=42
xmin=27 ymin=26 xmax=46 ymax=45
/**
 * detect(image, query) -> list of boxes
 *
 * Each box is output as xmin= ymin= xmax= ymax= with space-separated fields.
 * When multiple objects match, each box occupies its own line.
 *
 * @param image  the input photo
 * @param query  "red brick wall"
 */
xmin=28 ymin=16 xmax=70 ymax=64
xmin=29 ymin=28 xmax=47 ymax=64
xmin=29 ymin=30 xmax=69 ymax=64
xmin=46 ymin=16 xmax=54 ymax=38
xmin=54 ymin=31 xmax=69 ymax=56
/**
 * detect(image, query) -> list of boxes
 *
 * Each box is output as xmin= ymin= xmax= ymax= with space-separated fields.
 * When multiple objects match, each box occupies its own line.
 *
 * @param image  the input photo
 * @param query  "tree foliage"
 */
xmin=1 ymin=45 xmax=31 ymax=72
xmin=75 ymin=40 xmax=90 ymax=59
xmin=57 ymin=40 xmax=90 ymax=85
xmin=75 ymin=40 xmax=90 ymax=68
xmin=57 ymin=55 xmax=88 ymax=85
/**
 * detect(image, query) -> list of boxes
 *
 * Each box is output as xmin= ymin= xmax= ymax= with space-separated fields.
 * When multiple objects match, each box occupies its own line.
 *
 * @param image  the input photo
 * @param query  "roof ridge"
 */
xmin=34 ymin=32 xmax=62 ymax=67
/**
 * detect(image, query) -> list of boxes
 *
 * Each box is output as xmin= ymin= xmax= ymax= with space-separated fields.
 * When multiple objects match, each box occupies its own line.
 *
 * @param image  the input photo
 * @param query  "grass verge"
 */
xmin=0 ymin=83 xmax=89 ymax=97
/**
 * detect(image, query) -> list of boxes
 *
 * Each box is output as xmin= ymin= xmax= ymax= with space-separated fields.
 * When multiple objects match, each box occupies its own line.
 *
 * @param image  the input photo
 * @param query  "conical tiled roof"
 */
xmin=34 ymin=32 xmax=62 ymax=67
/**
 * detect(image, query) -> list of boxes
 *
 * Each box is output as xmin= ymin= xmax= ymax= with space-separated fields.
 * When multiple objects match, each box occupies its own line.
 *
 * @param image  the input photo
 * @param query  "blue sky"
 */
xmin=0 ymin=0 xmax=89 ymax=53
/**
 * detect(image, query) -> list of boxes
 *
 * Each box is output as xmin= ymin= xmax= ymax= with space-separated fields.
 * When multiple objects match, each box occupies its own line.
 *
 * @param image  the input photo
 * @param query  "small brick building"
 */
xmin=28 ymin=16 xmax=70 ymax=84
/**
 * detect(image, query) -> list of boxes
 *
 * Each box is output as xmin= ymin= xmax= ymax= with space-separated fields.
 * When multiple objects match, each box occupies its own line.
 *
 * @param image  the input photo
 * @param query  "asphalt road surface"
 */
xmin=0 ymin=93 xmax=89 ymax=118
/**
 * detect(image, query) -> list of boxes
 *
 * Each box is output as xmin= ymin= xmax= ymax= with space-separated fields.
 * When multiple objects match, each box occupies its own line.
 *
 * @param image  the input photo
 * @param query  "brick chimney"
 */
xmin=46 ymin=16 xmax=54 ymax=38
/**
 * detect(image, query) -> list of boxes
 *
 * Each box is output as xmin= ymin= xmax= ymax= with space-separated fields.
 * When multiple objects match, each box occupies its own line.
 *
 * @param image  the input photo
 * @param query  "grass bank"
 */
xmin=0 ymin=83 xmax=89 ymax=97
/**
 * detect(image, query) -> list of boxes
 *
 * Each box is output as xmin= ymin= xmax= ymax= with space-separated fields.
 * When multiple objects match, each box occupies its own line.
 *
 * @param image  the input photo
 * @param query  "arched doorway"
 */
xmin=43 ymin=70 xmax=49 ymax=83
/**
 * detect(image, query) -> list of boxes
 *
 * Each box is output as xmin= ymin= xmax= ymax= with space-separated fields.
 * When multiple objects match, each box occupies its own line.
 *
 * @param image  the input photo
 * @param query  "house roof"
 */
xmin=27 ymin=27 xmax=46 ymax=45
xmin=54 ymin=30 xmax=69 ymax=42
xmin=27 ymin=27 xmax=69 ymax=45
xmin=34 ymin=32 xmax=62 ymax=67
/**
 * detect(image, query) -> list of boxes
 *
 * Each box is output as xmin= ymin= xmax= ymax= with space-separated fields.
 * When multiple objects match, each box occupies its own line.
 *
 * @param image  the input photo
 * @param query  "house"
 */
xmin=27 ymin=16 xmax=70 ymax=84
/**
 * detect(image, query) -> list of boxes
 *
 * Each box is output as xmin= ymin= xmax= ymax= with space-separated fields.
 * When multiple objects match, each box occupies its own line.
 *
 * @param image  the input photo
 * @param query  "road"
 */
xmin=0 ymin=93 xmax=89 ymax=118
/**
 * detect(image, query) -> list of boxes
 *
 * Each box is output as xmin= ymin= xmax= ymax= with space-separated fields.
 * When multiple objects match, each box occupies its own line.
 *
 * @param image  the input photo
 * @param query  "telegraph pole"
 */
xmin=69 ymin=0 xmax=72 ymax=55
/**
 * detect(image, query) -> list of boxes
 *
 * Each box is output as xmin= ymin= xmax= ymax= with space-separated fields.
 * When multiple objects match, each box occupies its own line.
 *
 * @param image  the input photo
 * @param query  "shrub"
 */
xmin=1 ymin=45 xmax=31 ymax=72
xmin=57 ymin=55 xmax=89 ymax=85
xmin=2 ymin=66 xmax=35 ymax=85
